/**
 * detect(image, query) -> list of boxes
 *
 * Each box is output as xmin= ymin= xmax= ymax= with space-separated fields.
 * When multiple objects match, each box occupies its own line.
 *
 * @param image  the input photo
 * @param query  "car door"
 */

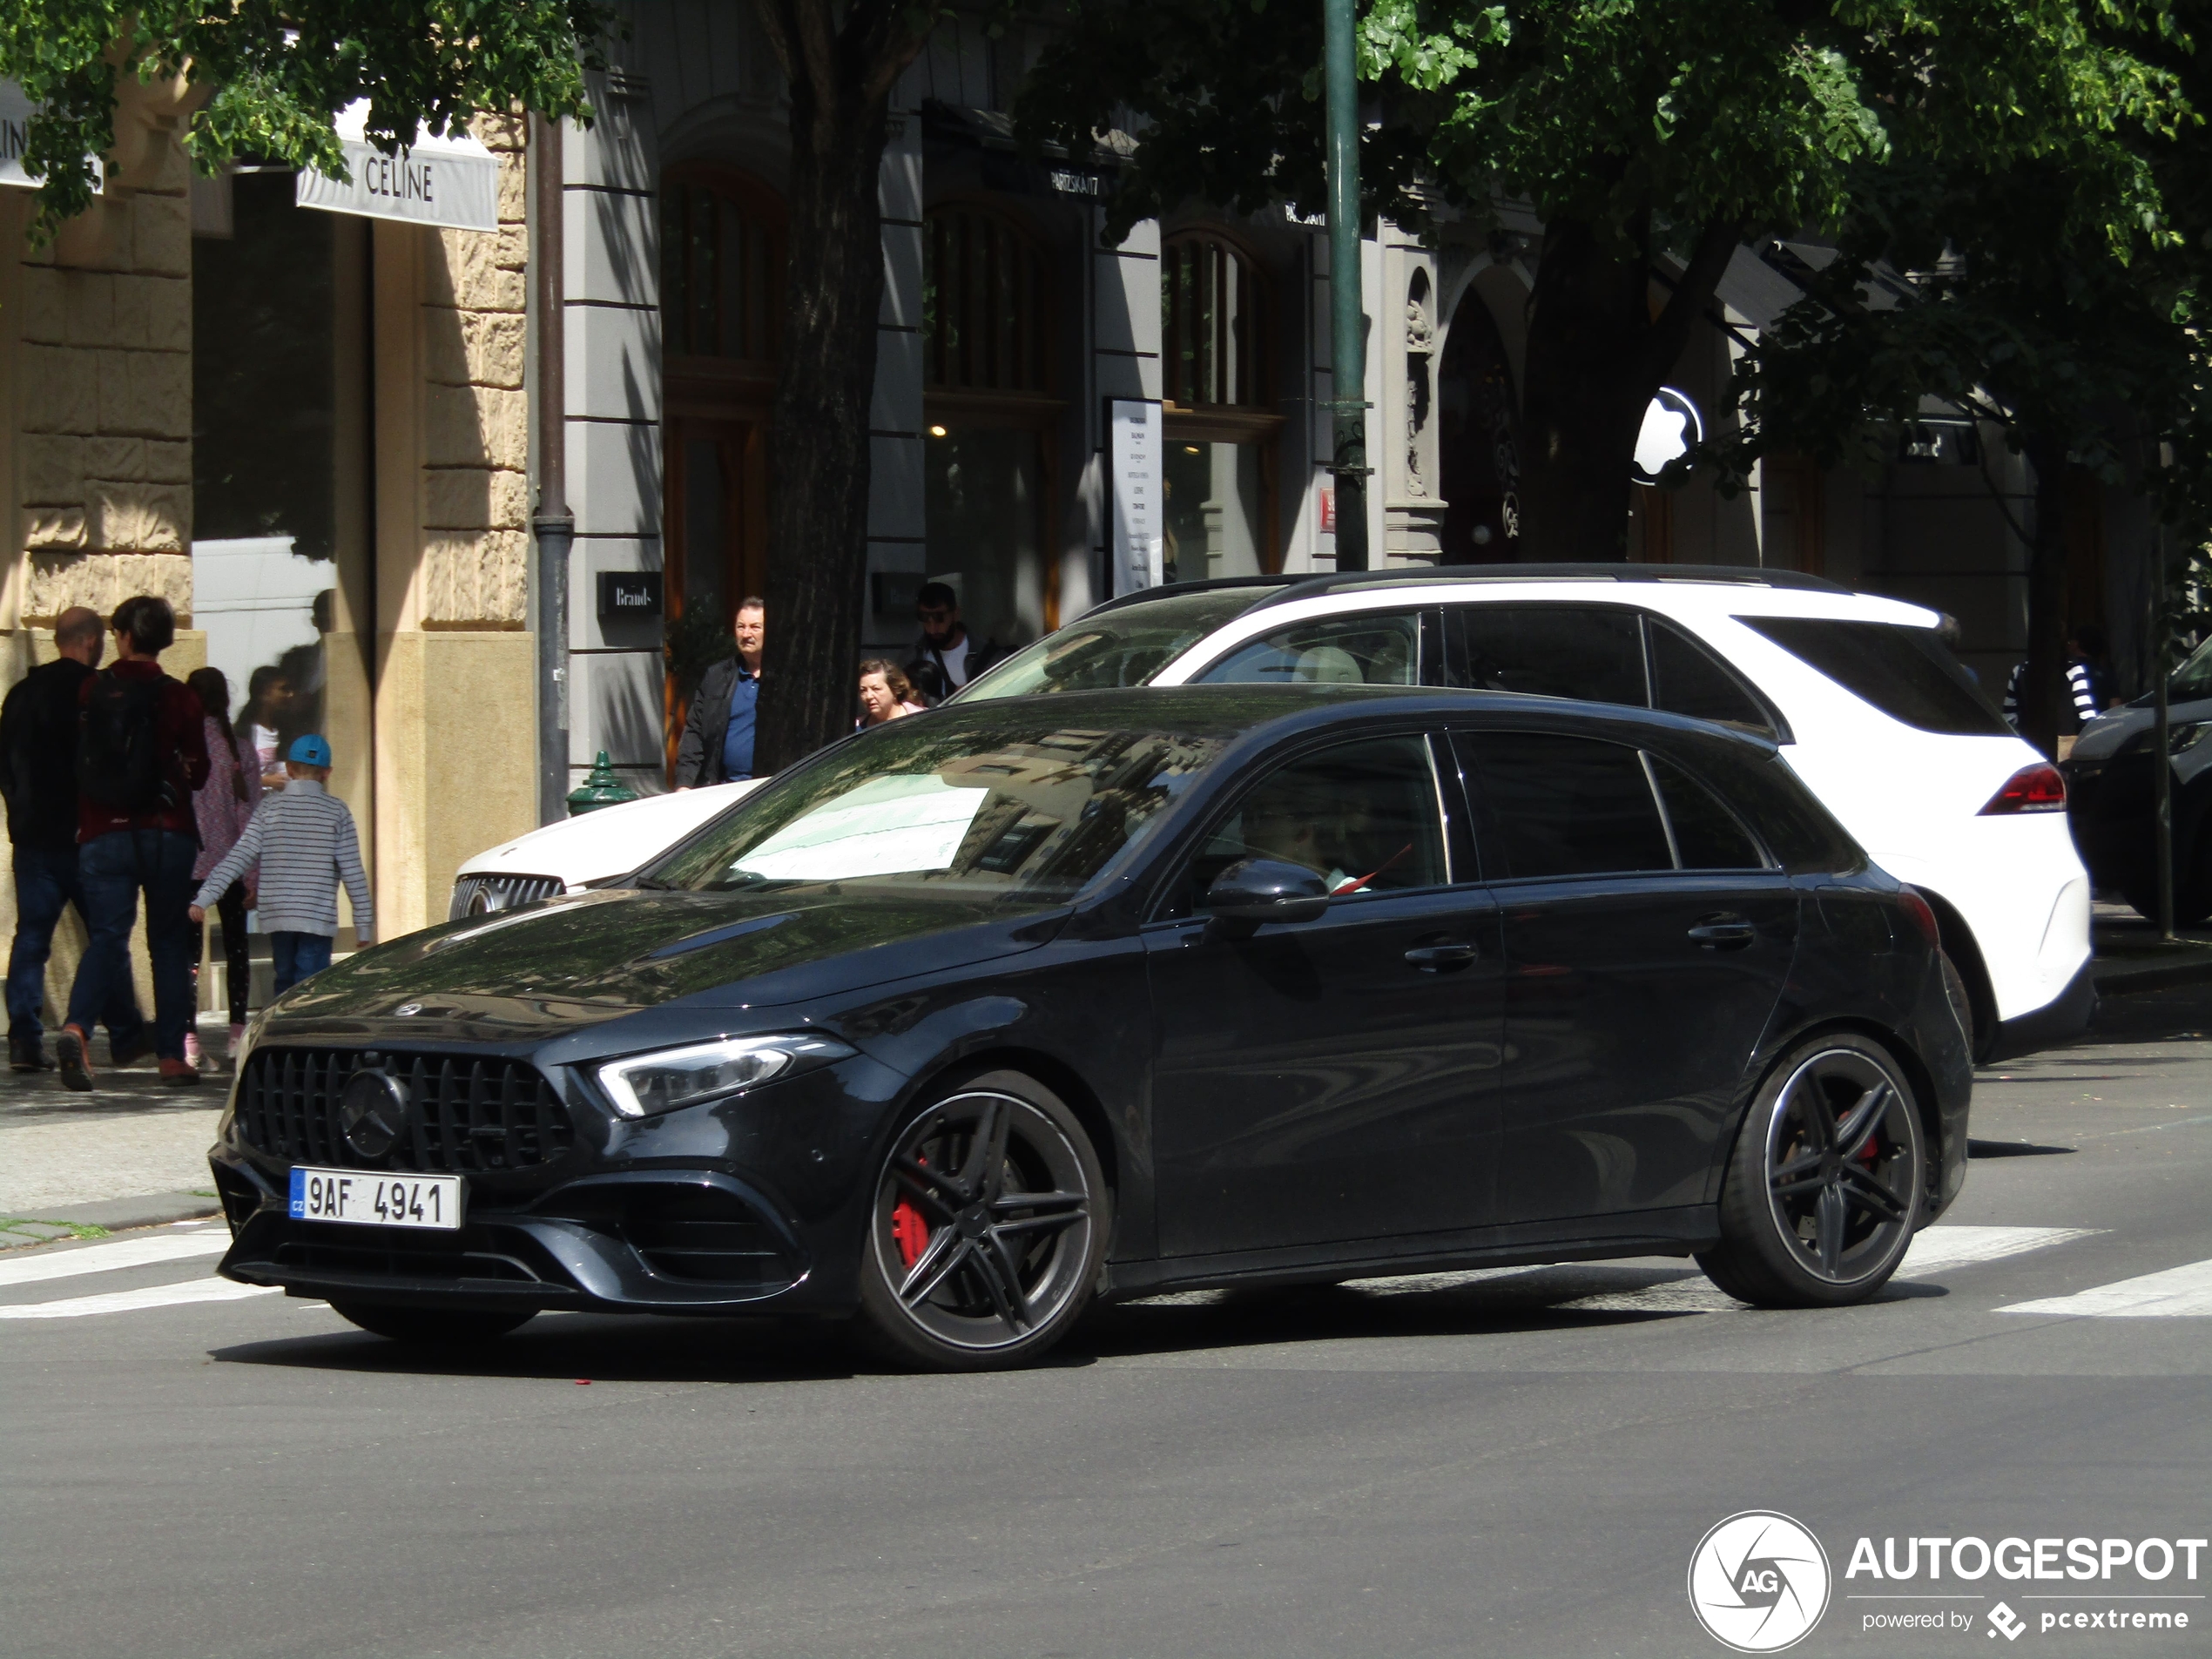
xmin=1455 ymin=728 xmax=1797 ymax=1224
xmin=1187 ymin=605 xmax=1447 ymax=688
xmin=1144 ymin=730 xmax=1506 ymax=1257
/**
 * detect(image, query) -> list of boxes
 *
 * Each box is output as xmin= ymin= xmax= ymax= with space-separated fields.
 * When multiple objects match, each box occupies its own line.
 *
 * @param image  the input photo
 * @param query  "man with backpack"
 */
xmin=57 ymin=595 xmax=208 ymax=1090
xmin=1 ymin=607 xmax=147 ymax=1072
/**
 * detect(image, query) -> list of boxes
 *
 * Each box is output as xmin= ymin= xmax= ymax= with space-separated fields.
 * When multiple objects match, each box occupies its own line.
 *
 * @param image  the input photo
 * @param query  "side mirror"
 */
xmin=1203 ymin=857 xmax=1331 ymax=940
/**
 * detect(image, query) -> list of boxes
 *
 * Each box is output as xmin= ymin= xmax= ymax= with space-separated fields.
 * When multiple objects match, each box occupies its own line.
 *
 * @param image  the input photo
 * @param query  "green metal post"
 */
xmin=2154 ymin=525 xmax=2175 ymax=940
xmin=1324 ymin=0 xmax=1369 ymax=571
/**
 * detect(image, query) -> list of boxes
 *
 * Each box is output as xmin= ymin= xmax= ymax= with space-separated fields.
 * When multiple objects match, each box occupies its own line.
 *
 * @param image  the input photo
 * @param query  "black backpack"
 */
xmin=78 ymin=671 xmax=170 ymax=813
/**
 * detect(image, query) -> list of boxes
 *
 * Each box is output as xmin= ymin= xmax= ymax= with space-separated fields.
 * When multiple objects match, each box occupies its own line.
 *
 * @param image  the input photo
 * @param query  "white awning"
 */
xmin=0 ymin=80 xmax=104 ymax=192
xmin=293 ymin=99 xmax=497 ymax=232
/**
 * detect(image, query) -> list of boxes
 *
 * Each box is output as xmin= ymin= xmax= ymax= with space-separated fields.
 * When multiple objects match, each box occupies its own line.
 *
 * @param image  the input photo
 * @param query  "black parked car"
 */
xmin=212 ymin=687 xmax=1973 ymax=1370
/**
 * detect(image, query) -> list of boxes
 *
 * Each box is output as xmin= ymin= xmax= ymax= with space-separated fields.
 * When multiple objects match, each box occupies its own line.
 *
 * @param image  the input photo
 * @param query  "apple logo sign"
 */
xmin=1635 ymin=387 xmax=1704 ymax=480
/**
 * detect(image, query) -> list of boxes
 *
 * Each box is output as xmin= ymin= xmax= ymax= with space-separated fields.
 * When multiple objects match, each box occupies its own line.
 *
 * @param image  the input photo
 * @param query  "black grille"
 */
xmin=238 ymin=1049 xmax=576 ymax=1174
xmin=624 ymin=1217 xmax=792 ymax=1285
xmin=448 ymin=873 xmax=564 ymax=921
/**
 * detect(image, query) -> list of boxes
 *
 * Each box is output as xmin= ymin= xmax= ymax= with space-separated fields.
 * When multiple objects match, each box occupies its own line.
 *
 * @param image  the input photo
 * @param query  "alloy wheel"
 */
xmin=1762 ymin=1047 xmax=1921 ymax=1285
xmin=871 ymin=1089 xmax=1096 ymax=1354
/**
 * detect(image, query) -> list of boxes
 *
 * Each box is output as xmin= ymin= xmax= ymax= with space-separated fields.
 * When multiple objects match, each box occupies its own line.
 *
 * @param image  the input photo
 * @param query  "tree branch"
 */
xmin=1642 ymin=218 xmax=1743 ymax=386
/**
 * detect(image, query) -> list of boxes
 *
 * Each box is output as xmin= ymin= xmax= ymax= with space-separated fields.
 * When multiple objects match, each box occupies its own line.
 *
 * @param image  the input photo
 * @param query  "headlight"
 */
xmin=2172 ymin=721 xmax=2212 ymax=755
xmin=596 ymin=1033 xmax=854 ymax=1119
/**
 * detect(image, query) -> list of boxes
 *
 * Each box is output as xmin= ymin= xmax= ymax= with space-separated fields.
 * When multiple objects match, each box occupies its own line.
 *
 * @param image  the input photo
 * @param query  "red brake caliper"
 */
xmin=892 ymin=1156 xmax=930 ymax=1269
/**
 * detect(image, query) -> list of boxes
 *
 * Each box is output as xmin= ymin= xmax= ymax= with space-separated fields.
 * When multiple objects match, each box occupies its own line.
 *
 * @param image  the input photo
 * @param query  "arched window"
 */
xmin=925 ymin=206 xmax=1051 ymax=393
xmin=660 ymin=167 xmax=783 ymax=366
xmin=1163 ymin=232 xmax=1265 ymax=408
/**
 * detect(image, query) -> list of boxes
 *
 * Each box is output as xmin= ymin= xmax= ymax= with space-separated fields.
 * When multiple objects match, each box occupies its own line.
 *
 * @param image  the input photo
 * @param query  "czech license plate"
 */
xmin=289 ymin=1166 xmax=463 ymax=1231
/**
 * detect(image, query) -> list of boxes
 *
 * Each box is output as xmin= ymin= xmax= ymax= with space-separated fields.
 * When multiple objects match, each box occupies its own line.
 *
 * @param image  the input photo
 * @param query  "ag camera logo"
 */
xmin=1689 ymin=1511 xmax=1832 ymax=1652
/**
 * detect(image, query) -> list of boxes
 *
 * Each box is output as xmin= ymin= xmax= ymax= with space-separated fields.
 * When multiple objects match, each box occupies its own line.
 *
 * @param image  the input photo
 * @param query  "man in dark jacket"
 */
xmin=1 ymin=608 xmax=145 ymax=1072
xmin=57 ymin=596 xmax=207 ymax=1090
xmin=675 ymin=598 xmax=765 ymax=788
xmin=911 ymin=582 xmax=1005 ymax=692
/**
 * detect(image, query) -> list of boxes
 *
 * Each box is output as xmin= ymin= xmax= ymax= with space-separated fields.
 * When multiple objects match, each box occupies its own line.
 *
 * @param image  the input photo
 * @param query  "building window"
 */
xmin=1163 ymin=233 xmax=1264 ymax=408
xmin=925 ymin=206 xmax=1051 ymax=394
xmin=1160 ymin=229 xmax=1280 ymax=579
xmin=661 ymin=169 xmax=782 ymax=366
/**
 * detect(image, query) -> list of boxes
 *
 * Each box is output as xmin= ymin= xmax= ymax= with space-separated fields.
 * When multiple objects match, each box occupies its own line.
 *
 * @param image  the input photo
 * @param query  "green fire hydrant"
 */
xmin=566 ymin=751 xmax=641 ymax=816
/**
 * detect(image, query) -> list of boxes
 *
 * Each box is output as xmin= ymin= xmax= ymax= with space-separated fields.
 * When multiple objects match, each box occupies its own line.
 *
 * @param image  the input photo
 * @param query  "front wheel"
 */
xmin=329 ymin=1300 xmax=536 ymax=1345
xmin=1697 ymin=1035 xmax=1925 ymax=1307
xmin=853 ymin=1070 xmax=1107 ymax=1371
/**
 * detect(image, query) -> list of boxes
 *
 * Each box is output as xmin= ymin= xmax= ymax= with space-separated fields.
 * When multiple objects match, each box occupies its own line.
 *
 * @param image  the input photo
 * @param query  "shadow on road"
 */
xmin=206 ymin=1260 xmax=1947 ymax=1381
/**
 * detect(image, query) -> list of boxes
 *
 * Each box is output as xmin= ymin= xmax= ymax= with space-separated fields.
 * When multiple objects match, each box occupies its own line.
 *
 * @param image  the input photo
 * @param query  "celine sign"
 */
xmin=597 ymin=570 xmax=664 ymax=621
xmin=1109 ymin=399 xmax=1164 ymax=596
xmin=295 ymin=99 xmax=497 ymax=232
xmin=0 ymin=80 xmax=103 ymax=192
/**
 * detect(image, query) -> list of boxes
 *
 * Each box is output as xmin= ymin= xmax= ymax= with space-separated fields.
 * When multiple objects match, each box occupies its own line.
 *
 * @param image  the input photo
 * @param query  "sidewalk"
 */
xmin=2089 ymin=899 xmax=2212 ymax=995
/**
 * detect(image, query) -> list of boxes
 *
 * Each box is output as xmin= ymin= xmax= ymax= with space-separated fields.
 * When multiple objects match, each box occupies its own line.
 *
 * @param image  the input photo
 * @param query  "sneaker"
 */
xmin=56 ymin=1025 xmax=93 ymax=1092
xmin=159 ymin=1057 xmax=201 ymax=1089
xmin=8 ymin=1035 xmax=50 ymax=1072
xmin=184 ymin=1032 xmax=201 ymax=1068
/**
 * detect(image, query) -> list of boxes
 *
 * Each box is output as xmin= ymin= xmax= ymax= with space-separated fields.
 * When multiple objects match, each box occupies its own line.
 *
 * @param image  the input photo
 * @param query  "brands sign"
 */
xmin=0 ymin=79 xmax=104 ymax=192
xmin=1109 ymin=398 xmax=1163 ymax=596
xmin=294 ymin=98 xmax=497 ymax=232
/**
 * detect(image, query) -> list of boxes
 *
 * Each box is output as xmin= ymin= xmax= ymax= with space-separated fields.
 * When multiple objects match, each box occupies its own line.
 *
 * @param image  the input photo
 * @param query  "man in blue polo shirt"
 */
xmin=676 ymin=599 xmax=766 ymax=787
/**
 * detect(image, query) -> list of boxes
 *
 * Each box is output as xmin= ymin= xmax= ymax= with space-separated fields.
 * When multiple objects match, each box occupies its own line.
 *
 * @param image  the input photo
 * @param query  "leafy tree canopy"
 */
xmin=0 ymin=1 xmax=609 ymax=237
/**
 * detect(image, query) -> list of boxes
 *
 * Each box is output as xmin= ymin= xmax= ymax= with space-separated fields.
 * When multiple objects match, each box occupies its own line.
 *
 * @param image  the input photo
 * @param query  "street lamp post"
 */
xmin=1324 ymin=0 xmax=1370 ymax=572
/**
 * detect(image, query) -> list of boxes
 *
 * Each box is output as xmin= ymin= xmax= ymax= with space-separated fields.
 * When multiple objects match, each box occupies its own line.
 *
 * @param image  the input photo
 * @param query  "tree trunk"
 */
xmin=2016 ymin=435 xmax=2073 ymax=759
xmin=751 ymin=1 xmax=933 ymax=774
xmin=1516 ymin=215 xmax=1741 ymax=562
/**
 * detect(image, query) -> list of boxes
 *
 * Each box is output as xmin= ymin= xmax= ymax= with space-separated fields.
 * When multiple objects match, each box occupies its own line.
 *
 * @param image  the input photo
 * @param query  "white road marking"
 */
xmin=1892 ymin=1224 xmax=2102 ymax=1277
xmin=0 ymin=1277 xmax=278 ymax=1320
xmin=0 ymin=1230 xmax=229 ymax=1289
xmin=1999 ymin=1258 xmax=2212 ymax=1318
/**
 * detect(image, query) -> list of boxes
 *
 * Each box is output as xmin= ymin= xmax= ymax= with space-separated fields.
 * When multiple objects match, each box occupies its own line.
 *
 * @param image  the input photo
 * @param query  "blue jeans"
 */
xmin=67 ymin=830 xmax=198 ymax=1062
xmin=270 ymin=931 xmax=334 ymax=996
xmin=10 ymin=842 xmax=145 ymax=1049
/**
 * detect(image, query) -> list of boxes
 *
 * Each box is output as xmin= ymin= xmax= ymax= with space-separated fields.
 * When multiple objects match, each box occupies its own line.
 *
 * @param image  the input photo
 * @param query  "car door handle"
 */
xmin=1404 ymin=943 xmax=1480 ymax=971
xmin=1687 ymin=914 xmax=1757 ymax=950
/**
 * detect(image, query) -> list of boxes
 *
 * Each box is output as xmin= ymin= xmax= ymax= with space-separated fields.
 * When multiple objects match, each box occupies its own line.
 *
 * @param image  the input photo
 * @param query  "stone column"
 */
xmin=1379 ymin=222 xmax=1446 ymax=566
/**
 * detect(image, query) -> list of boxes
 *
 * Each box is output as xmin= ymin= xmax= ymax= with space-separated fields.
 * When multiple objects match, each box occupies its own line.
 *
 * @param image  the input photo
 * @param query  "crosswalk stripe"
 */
xmin=1998 ymin=1258 xmax=2212 ymax=1318
xmin=0 ymin=1277 xmax=278 ymax=1320
xmin=0 ymin=1230 xmax=229 ymax=1290
xmin=1892 ymin=1224 xmax=2102 ymax=1276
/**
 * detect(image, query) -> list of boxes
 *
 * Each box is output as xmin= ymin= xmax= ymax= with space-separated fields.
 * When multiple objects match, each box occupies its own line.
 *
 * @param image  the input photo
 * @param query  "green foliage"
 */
xmin=0 ymin=1 xmax=610 ymax=238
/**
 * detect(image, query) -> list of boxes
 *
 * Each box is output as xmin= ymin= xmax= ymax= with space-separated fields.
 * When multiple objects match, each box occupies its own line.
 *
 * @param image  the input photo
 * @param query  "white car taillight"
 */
xmin=1979 ymin=764 xmax=2067 ymax=814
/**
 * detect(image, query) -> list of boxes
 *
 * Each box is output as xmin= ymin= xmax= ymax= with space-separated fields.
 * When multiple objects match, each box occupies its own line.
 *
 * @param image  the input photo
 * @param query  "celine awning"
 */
xmin=293 ymin=100 xmax=496 ymax=233
xmin=0 ymin=80 xmax=103 ymax=192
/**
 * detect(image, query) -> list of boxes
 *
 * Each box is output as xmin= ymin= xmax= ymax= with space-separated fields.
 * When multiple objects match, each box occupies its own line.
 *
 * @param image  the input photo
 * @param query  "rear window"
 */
xmin=1738 ymin=617 xmax=2009 ymax=737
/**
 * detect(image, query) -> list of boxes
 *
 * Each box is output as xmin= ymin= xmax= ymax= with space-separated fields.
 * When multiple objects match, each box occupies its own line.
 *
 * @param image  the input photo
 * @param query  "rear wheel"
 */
xmin=329 ymin=1300 xmax=536 ymax=1345
xmin=853 ymin=1070 xmax=1107 ymax=1371
xmin=1697 ymin=1035 xmax=1925 ymax=1307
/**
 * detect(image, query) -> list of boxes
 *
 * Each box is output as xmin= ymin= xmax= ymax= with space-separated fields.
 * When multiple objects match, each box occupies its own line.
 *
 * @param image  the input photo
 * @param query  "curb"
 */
xmin=0 ymin=1191 xmax=221 ymax=1242
xmin=2092 ymin=956 xmax=2212 ymax=996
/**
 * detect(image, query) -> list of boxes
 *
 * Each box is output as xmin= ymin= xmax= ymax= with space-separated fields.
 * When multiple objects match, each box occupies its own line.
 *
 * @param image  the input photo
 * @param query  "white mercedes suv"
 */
xmin=453 ymin=564 xmax=2089 ymax=1059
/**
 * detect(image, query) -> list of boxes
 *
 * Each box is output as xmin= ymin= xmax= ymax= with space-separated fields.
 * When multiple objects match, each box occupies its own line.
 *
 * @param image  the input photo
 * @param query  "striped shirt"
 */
xmin=2003 ymin=659 xmax=2101 ymax=733
xmin=193 ymin=779 xmax=374 ymax=942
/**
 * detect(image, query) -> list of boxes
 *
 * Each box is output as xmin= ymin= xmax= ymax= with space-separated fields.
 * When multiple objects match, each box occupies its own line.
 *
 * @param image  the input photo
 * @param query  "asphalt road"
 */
xmin=5 ymin=988 xmax=2209 ymax=1659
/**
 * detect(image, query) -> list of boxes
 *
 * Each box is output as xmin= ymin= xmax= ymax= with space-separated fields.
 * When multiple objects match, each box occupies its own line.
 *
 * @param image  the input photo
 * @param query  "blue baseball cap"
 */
xmin=287 ymin=734 xmax=333 ymax=767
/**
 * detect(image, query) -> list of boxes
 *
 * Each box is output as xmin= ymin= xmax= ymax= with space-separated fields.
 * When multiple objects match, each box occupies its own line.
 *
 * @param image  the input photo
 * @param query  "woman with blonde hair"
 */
xmin=856 ymin=659 xmax=924 ymax=728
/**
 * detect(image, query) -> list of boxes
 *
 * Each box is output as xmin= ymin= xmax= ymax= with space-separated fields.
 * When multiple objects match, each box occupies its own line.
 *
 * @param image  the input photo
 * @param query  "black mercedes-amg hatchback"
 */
xmin=210 ymin=685 xmax=1973 ymax=1369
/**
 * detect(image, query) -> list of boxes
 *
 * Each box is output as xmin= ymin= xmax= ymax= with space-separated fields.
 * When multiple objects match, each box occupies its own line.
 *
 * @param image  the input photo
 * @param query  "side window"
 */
xmin=1178 ymin=735 xmax=1448 ymax=913
xmin=1460 ymin=732 xmax=1674 ymax=879
xmin=1648 ymin=619 xmax=1778 ymax=738
xmin=1194 ymin=610 xmax=1424 ymax=687
xmin=1455 ymin=606 xmax=1647 ymax=707
xmin=1649 ymin=754 xmax=1769 ymax=870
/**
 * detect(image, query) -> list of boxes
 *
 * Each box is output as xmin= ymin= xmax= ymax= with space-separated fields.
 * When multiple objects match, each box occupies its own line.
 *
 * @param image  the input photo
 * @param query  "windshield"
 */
xmin=2165 ymin=636 xmax=2212 ymax=705
xmin=954 ymin=588 xmax=1273 ymax=702
xmin=640 ymin=714 xmax=1229 ymax=903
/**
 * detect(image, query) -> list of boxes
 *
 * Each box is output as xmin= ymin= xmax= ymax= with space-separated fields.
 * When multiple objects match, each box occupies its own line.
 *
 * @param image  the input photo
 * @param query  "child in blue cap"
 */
xmin=190 ymin=734 xmax=374 ymax=996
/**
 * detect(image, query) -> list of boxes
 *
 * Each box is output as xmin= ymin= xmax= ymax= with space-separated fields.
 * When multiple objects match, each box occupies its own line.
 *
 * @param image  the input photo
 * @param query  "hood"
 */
xmin=457 ymin=780 xmax=763 ymax=885
xmin=266 ymin=887 xmax=1068 ymax=1036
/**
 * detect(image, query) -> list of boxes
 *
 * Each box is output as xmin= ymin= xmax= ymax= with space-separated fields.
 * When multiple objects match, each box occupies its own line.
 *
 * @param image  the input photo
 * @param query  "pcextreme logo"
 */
xmin=1689 ymin=1511 xmax=1834 ymax=1653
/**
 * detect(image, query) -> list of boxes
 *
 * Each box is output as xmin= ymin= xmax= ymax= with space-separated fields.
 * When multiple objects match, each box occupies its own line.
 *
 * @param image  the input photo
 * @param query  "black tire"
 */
xmin=1696 ymin=1034 xmax=1925 ymax=1308
xmin=853 ymin=1069 xmax=1108 ymax=1372
xmin=329 ymin=1300 xmax=536 ymax=1345
xmin=2128 ymin=833 xmax=2212 ymax=925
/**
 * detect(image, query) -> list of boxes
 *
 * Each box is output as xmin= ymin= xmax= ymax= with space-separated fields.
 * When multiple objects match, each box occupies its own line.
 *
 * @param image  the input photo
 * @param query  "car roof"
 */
xmin=1077 ymin=563 xmax=1844 ymax=624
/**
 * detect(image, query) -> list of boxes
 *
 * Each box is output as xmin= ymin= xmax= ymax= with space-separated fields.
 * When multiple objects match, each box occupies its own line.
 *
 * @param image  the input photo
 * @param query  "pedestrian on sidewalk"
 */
xmin=912 ymin=583 xmax=1003 ymax=692
xmin=57 ymin=596 xmax=208 ymax=1091
xmin=855 ymin=660 xmax=923 ymax=729
xmin=185 ymin=666 xmax=260 ymax=1068
xmin=0 ymin=607 xmax=148 ymax=1073
xmin=676 ymin=598 xmax=766 ymax=787
xmin=190 ymin=734 xmax=372 ymax=998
